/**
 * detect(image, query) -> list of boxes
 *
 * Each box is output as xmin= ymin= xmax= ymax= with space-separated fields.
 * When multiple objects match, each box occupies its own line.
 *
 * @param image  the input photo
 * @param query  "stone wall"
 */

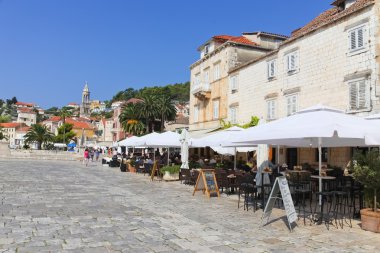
xmin=0 ymin=148 xmax=81 ymax=161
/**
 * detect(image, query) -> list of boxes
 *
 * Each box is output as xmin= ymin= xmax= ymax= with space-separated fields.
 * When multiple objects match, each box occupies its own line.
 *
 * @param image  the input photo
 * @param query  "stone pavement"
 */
xmin=0 ymin=159 xmax=379 ymax=253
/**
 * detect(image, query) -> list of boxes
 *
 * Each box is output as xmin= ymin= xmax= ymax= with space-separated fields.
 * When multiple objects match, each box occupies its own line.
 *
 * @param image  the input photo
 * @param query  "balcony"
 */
xmin=192 ymin=83 xmax=211 ymax=100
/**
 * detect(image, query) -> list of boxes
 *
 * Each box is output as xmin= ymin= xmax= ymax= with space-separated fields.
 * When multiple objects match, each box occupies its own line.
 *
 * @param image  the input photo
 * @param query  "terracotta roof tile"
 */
xmin=290 ymin=0 xmax=374 ymax=41
xmin=17 ymin=126 xmax=31 ymax=132
xmin=0 ymin=123 xmax=24 ymax=128
xmin=65 ymin=119 xmax=94 ymax=130
xmin=15 ymin=102 xmax=34 ymax=107
xmin=17 ymin=107 xmax=35 ymax=114
xmin=213 ymin=35 xmax=258 ymax=46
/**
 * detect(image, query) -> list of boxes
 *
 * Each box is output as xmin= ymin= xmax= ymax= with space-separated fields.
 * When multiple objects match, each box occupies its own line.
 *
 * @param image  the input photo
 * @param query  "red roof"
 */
xmin=0 ymin=122 xmax=24 ymax=128
xmin=290 ymin=0 xmax=373 ymax=40
xmin=17 ymin=126 xmax=31 ymax=132
xmin=213 ymin=35 xmax=258 ymax=46
xmin=65 ymin=118 xmax=94 ymax=130
xmin=68 ymin=102 xmax=78 ymax=105
xmin=43 ymin=116 xmax=61 ymax=123
xmin=15 ymin=102 xmax=34 ymax=107
xmin=126 ymin=98 xmax=144 ymax=104
xmin=17 ymin=107 xmax=35 ymax=114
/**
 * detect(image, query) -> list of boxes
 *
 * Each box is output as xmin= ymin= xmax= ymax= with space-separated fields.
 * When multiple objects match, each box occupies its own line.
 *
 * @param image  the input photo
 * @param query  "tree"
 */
xmin=119 ymin=103 xmax=145 ymax=136
xmin=0 ymin=126 xmax=7 ymax=141
xmin=45 ymin=107 xmax=60 ymax=116
xmin=137 ymin=93 xmax=158 ymax=133
xmin=0 ymin=115 xmax=11 ymax=123
xmin=352 ymin=150 xmax=380 ymax=212
xmin=24 ymin=124 xmax=54 ymax=150
xmin=156 ymin=94 xmax=176 ymax=131
xmin=55 ymin=123 xmax=76 ymax=144
xmin=60 ymin=108 xmax=72 ymax=124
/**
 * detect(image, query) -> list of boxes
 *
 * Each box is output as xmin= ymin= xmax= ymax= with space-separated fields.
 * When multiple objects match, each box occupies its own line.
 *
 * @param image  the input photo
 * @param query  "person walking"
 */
xmin=84 ymin=148 xmax=90 ymax=166
xmin=95 ymin=148 xmax=100 ymax=162
xmin=90 ymin=149 xmax=95 ymax=162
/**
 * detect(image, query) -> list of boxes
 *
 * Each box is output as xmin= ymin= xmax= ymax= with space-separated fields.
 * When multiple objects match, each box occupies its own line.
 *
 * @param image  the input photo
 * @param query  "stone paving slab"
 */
xmin=0 ymin=159 xmax=379 ymax=252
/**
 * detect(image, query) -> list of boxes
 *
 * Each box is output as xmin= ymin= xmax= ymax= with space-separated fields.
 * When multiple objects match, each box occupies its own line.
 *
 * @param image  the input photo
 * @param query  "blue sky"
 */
xmin=0 ymin=0 xmax=332 ymax=108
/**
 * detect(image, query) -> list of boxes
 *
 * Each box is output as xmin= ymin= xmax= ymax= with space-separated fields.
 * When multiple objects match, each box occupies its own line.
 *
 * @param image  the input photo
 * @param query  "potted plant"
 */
xmin=120 ymin=158 xmax=127 ymax=172
xmin=160 ymin=165 xmax=180 ymax=181
xmin=352 ymin=150 xmax=380 ymax=233
xmin=128 ymin=159 xmax=136 ymax=173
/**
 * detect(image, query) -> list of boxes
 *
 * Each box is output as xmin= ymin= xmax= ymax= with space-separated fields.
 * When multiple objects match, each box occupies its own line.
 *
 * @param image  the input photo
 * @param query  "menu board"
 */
xmin=261 ymin=176 xmax=297 ymax=231
xmin=193 ymin=169 xmax=220 ymax=198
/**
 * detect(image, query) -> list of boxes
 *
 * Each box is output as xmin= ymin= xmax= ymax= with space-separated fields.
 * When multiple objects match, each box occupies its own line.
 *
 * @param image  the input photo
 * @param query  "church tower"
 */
xmin=80 ymin=81 xmax=91 ymax=117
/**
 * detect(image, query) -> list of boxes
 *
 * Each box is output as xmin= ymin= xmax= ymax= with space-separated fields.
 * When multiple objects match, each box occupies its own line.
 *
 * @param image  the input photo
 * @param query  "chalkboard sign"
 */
xmin=150 ymin=161 xmax=160 ymax=181
xmin=261 ymin=176 xmax=297 ymax=231
xmin=193 ymin=169 xmax=220 ymax=198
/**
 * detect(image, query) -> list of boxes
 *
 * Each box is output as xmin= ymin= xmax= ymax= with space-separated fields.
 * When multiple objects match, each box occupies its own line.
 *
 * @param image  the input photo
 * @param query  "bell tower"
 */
xmin=80 ymin=81 xmax=90 ymax=117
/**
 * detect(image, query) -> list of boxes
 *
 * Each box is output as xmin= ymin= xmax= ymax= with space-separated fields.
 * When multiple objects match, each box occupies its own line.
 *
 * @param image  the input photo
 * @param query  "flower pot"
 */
xmin=162 ymin=171 xmax=179 ymax=181
xmin=120 ymin=163 xmax=127 ymax=172
xmin=360 ymin=208 xmax=380 ymax=233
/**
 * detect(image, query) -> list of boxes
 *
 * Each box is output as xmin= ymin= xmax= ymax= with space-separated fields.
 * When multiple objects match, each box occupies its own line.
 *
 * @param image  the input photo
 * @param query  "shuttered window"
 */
xmin=286 ymin=95 xmax=298 ymax=116
xmin=267 ymin=60 xmax=276 ymax=79
xmin=214 ymin=63 xmax=220 ymax=80
xmin=285 ymin=51 xmax=299 ymax=73
xmin=267 ymin=100 xmax=276 ymax=120
xmin=348 ymin=25 xmax=367 ymax=52
xmin=194 ymin=106 xmax=199 ymax=122
xmin=230 ymin=75 xmax=238 ymax=92
xmin=213 ymin=100 xmax=219 ymax=120
xmin=348 ymin=79 xmax=369 ymax=111
xmin=230 ymin=106 xmax=238 ymax=124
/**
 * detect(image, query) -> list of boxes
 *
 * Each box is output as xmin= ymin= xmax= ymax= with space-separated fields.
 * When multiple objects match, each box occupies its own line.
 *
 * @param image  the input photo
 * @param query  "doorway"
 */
xmin=286 ymin=148 xmax=298 ymax=170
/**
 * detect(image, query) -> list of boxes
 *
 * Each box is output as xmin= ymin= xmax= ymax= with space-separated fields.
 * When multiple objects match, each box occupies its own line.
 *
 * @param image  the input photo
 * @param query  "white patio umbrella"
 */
xmin=231 ymin=104 xmax=380 ymax=204
xmin=180 ymin=129 xmax=190 ymax=169
xmin=191 ymin=126 xmax=256 ymax=170
xmin=129 ymin=132 xmax=161 ymax=147
xmin=144 ymin=131 xmax=181 ymax=147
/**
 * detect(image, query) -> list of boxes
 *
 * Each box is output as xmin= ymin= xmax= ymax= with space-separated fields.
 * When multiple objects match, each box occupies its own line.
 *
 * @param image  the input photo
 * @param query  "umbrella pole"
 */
xmin=318 ymin=138 xmax=322 ymax=206
xmin=234 ymin=147 xmax=237 ymax=170
xmin=276 ymin=145 xmax=280 ymax=174
xmin=167 ymin=147 xmax=170 ymax=166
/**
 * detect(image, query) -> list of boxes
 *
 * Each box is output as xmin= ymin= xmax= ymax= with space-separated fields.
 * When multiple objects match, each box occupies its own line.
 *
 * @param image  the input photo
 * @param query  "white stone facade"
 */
xmin=232 ymin=5 xmax=378 ymax=124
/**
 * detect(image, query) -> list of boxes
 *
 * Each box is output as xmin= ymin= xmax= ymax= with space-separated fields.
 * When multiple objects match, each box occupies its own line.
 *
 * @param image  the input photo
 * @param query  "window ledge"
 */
xmin=231 ymin=90 xmax=238 ymax=94
xmin=346 ymin=108 xmax=372 ymax=114
xmin=267 ymin=77 xmax=277 ymax=82
xmin=347 ymin=48 xmax=368 ymax=57
xmin=287 ymin=70 xmax=299 ymax=76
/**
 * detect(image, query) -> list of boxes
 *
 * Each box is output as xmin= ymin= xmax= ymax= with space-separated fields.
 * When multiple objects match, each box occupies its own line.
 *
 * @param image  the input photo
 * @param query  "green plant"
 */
xmin=352 ymin=150 xmax=380 ymax=212
xmin=160 ymin=165 xmax=180 ymax=175
xmin=129 ymin=159 xmax=136 ymax=167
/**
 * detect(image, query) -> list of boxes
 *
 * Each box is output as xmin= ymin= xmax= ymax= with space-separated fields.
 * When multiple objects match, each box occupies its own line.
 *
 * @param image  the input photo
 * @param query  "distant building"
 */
xmin=67 ymin=102 xmax=80 ymax=109
xmin=16 ymin=107 xmax=37 ymax=126
xmin=0 ymin=122 xmax=27 ymax=147
xmin=80 ymin=82 xmax=91 ymax=117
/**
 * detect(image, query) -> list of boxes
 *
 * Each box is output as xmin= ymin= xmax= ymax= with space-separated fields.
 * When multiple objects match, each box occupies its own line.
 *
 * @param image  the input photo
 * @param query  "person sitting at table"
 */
xmin=209 ymin=157 xmax=217 ymax=165
xmin=250 ymin=160 xmax=258 ymax=173
xmin=197 ymin=156 xmax=205 ymax=167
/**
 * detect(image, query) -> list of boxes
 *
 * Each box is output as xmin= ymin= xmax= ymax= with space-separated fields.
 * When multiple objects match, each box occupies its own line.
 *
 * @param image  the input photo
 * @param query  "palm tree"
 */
xmin=138 ymin=93 xmax=158 ymax=133
xmin=24 ymin=124 xmax=54 ymax=150
xmin=60 ymin=108 xmax=72 ymax=124
xmin=119 ymin=103 xmax=145 ymax=136
xmin=156 ymin=95 xmax=176 ymax=131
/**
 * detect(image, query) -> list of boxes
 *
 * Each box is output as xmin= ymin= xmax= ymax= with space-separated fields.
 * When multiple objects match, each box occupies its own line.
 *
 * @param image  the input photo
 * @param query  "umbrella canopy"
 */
xmin=232 ymin=104 xmax=380 ymax=147
xmin=67 ymin=142 xmax=76 ymax=147
xmin=180 ymin=129 xmax=189 ymax=169
xmin=211 ymin=146 xmax=256 ymax=156
xmin=191 ymin=126 xmax=256 ymax=170
xmin=130 ymin=132 xmax=161 ymax=147
xmin=118 ymin=136 xmax=140 ymax=147
xmin=231 ymin=104 xmax=380 ymax=204
xmin=144 ymin=131 xmax=181 ymax=147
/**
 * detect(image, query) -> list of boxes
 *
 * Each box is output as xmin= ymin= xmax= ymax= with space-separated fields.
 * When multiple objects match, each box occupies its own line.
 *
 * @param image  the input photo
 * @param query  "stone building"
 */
xmin=189 ymin=32 xmax=287 ymax=138
xmin=226 ymin=0 xmax=378 ymax=168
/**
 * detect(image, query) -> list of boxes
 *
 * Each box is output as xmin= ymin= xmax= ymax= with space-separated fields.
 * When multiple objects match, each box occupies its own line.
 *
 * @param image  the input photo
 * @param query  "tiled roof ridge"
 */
xmin=242 ymin=31 xmax=289 ymax=38
xmin=213 ymin=35 xmax=258 ymax=46
xmin=290 ymin=0 xmax=374 ymax=40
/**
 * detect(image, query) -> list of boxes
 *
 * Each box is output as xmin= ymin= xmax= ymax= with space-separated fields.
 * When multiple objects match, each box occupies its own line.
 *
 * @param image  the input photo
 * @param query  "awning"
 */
xmin=188 ymin=127 xmax=220 ymax=139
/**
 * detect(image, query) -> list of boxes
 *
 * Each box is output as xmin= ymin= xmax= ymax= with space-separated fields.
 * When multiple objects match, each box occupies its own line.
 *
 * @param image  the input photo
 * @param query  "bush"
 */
xmin=160 ymin=165 xmax=180 ymax=175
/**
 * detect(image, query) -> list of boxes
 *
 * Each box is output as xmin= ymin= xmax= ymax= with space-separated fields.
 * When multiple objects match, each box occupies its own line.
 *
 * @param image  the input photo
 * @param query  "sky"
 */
xmin=0 ymin=0 xmax=333 ymax=109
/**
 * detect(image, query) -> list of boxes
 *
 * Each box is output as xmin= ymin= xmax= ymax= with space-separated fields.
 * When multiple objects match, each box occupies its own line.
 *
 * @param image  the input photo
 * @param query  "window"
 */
xmin=230 ymin=75 xmax=238 ymax=92
xmin=213 ymin=100 xmax=219 ymax=120
xmin=286 ymin=94 xmax=298 ymax=116
xmin=267 ymin=60 xmax=276 ymax=79
xmin=214 ymin=63 xmax=220 ymax=80
xmin=348 ymin=25 xmax=367 ymax=52
xmin=194 ymin=105 xmax=199 ymax=122
xmin=203 ymin=69 xmax=209 ymax=83
xmin=348 ymin=79 xmax=369 ymax=111
xmin=285 ymin=51 xmax=299 ymax=73
xmin=267 ymin=100 xmax=276 ymax=120
xmin=229 ymin=106 xmax=238 ymax=124
xmin=315 ymin=148 xmax=328 ymax=163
